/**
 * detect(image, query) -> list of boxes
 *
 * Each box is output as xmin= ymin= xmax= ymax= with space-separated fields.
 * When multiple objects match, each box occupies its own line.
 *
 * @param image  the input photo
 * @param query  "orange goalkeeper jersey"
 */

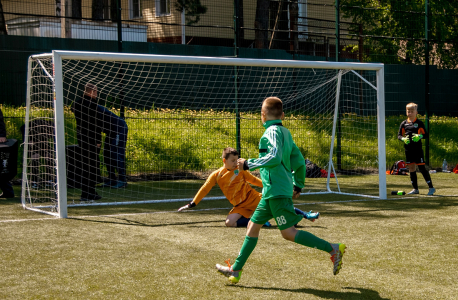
xmin=193 ymin=167 xmax=263 ymax=207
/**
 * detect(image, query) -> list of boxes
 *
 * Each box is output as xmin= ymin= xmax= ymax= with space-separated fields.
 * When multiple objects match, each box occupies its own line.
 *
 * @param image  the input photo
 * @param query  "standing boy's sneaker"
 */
xmin=216 ymin=262 xmax=242 ymax=284
xmin=427 ymin=187 xmax=436 ymax=195
xmin=407 ymin=189 xmax=419 ymax=195
xmin=111 ymin=181 xmax=128 ymax=189
xmin=80 ymin=193 xmax=102 ymax=202
xmin=330 ymin=243 xmax=346 ymax=275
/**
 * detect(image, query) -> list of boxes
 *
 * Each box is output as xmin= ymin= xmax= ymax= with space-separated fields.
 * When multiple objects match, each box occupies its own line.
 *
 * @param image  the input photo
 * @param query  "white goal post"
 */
xmin=23 ymin=50 xmax=386 ymax=218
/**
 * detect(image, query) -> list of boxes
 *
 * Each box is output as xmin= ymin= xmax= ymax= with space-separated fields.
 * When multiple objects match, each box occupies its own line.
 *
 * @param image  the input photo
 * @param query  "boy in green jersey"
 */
xmin=215 ymin=97 xmax=346 ymax=283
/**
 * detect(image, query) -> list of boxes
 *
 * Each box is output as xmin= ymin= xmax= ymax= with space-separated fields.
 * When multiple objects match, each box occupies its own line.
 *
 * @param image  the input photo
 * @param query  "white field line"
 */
xmin=0 ymin=196 xmax=437 ymax=223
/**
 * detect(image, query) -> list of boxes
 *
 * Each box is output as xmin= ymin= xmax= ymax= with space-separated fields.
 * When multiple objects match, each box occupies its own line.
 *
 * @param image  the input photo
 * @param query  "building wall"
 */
xmin=2 ymin=0 xmax=345 ymax=44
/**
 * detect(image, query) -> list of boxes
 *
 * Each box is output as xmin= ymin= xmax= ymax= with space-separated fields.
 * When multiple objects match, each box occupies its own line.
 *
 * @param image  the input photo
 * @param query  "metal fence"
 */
xmin=1 ymin=0 xmax=457 ymax=168
xmin=2 ymin=1 xmax=457 ymax=64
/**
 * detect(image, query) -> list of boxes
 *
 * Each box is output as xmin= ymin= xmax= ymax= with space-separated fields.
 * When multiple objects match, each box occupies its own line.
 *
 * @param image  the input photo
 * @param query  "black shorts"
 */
xmin=405 ymin=149 xmax=425 ymax=165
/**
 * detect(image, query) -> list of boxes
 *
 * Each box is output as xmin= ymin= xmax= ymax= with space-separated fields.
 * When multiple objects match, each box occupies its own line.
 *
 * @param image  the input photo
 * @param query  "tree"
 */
xmin=340 ymin=0 xmax=458 ymax=68
xmin=174 ymin=0 xmax=207 ymax=26
xmin=0 ymin=0 xmax=7 ymax=35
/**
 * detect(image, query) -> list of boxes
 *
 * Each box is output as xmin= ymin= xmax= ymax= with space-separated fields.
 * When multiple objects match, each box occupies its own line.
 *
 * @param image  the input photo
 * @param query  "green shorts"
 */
xmin=250 ymin=197 xmax=303 ymax=230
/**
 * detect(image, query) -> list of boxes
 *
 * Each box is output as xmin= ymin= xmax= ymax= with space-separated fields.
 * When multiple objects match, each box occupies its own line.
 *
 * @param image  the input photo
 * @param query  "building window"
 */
xmin=298 ymin=0 xmax=308 ymax=40
xmin=103 ymin=0 xmax=111 ymax=19
xmin=130 ymin=0 xmax=142 ymax=19
xmin=155 ymin=0 xmax=171 ymax=17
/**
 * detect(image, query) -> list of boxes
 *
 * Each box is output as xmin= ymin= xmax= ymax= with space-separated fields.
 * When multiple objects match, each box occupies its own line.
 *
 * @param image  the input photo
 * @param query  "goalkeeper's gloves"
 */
xmin=178 ymin=201 xmax=196 ymax=212
xmin=401 ymin=137 xmax=410 ymax=144
xmin=412 ymin=134 xmax=423 ymax=142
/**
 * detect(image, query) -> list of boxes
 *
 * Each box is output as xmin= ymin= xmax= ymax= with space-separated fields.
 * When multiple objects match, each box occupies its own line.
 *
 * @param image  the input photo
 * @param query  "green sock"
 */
xmin=232 ymin=236 xmax=258 ymax=271
xmin=294 ymin=230 xmax=333 ymax=252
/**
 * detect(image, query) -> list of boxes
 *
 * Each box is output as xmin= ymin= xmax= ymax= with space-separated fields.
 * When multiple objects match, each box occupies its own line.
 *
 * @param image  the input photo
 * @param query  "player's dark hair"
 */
xmin=262 ymin=97 xmax=283 ymax=119
xmin=222 ymin=147 xmax=239 ymax=160
xmin=85 ymin=83 xmax=97 ymax=92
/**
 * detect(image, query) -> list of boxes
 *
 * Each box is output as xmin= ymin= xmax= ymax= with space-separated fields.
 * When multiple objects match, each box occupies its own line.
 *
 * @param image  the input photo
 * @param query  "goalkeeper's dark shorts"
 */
xmin=405 ymin=148 xmax=425 ymax=165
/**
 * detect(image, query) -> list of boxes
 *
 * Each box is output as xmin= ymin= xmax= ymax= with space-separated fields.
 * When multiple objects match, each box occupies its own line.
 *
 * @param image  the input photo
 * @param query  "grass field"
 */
xmin=1 ymin=173 xmax=457 ymax=299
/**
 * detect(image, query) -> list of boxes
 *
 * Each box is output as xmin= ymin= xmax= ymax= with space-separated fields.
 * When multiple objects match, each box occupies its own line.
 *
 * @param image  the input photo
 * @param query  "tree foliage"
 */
xmin=175 ymin=0 xmax=207 ymax=26
xmin=341 ymin=0 xmax=458 ymax=68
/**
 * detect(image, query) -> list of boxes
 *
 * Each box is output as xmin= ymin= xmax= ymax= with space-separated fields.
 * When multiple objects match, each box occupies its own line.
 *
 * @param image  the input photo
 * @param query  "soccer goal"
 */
xmin=22 ymin=50 xmax=386 ymax=218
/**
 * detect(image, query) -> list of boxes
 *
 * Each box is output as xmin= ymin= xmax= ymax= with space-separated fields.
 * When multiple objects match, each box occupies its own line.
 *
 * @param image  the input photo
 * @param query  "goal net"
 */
xmin=23 ymin=51 xmax=386 ymax=218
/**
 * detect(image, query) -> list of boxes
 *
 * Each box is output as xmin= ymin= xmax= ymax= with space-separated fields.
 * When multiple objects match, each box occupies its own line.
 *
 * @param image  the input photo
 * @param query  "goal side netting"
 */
xmin=22 ymin=50 xmax=386 ymax=218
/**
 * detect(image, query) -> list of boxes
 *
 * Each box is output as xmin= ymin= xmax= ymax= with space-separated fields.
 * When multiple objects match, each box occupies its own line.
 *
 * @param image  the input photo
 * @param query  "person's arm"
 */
xmin=178 ymin=170 xmax=218 ymax=211
xmin=290 ymin=142 xmax=306 ymax=196
xmin=242 ymin=127 xmax=283 ymax=171
xmin=398 ymin=121 xmax=410 ymax=144
xmin=243 ymin=170 xmax=263 ymax=188
xmin=417 ymin=120 xmax=428 ymax=139
xmin=397 ymin=121 xmax=405 ymax=141
xmin=0 ymin=108 xmax=7 ymax=142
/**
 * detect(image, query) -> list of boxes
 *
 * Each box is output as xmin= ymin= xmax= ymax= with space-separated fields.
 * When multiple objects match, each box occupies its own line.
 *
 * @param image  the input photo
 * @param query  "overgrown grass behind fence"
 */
xmin=2 ymin=105 xmax=457 ymax=179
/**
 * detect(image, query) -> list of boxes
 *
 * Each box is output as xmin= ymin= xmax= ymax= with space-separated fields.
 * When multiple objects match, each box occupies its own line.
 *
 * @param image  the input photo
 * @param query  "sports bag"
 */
xmin=388 ymin=160 xmax=408 ymax=175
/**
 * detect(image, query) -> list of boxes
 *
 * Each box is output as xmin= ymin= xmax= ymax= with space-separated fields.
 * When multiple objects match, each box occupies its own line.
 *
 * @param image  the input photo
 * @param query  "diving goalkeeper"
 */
xmin=177 ymin=147 xmax=319 ymax=227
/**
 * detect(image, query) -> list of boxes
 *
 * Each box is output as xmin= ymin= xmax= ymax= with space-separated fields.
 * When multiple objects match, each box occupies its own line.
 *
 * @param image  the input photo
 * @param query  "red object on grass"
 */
xmin=453 ymin=164 xmax=458 ymax=174
xmin=320 ymin=169 xmax=335 ymax=178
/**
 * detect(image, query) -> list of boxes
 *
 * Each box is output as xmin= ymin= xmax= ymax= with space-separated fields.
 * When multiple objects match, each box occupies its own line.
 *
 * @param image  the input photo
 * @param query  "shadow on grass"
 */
xmin=71 ymin=215 xmax=330 ymax=229
xmin=230 ymin=285 xmax=390 ymax=300
xmin=0 ymin=199 xmax=21 ymax=205
xmin=314 ymin=197 xmax=458 ymax=219
xmin=69 ymin=216 xmax=225 ymax=228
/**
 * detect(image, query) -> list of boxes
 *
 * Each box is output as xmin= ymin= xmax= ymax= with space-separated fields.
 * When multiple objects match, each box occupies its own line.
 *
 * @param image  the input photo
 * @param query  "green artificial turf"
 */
xmin=1 ymin=174 xmax=458 ymax=299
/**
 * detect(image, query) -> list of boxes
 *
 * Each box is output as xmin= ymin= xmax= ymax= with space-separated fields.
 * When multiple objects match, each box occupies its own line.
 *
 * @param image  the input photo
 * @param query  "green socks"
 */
xmin=232 ymin=236 xmax=258 ymax=271
xmin=294 ymin=230 xmax=333 ymax=252
xmin=231 ymin=232 xmax=332 ymax=271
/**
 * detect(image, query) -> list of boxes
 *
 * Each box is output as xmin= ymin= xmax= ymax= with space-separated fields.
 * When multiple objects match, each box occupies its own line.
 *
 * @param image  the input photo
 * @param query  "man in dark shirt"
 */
xmin=98 ymin=105 xmax=128 ymax=189
xmin=397 ymin=102 xmax=435 ymax=195
xmin=72 ymin=83 xmax=102 ymax=201
xmin=0 ymin=107 xmax=14 ymax=198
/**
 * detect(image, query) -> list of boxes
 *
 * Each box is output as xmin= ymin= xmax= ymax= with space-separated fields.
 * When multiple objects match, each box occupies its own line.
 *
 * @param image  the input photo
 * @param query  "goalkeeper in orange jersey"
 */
xmin=177 ymin=147 xmax=319 ymax=227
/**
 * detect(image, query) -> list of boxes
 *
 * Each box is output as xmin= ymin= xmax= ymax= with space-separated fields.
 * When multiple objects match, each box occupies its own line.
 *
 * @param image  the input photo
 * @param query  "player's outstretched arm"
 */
xmin=178 ymin=201 xmax=196 ymax=212
xmin=244 ymin=170 xmax=263 ymax=188
xmin=178 ymin=170 xmax=218 ymax=212
xmin=238 ymin=158 xmax=247 ymax=172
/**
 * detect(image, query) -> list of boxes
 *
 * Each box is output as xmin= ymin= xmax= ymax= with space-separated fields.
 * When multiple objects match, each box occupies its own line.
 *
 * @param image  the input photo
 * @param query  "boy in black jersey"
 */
xmin=397 ymin=103 xmax=435 ymax=195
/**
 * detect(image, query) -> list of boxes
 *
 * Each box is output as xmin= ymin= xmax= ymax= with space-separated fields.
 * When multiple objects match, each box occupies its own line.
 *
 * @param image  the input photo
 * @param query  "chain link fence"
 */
xmin=1 ymin=0 xmax=457 ymax=169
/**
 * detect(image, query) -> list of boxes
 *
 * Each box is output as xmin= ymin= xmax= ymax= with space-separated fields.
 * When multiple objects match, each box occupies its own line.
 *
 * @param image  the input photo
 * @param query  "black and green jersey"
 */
xmin=246 ymin=119 xmax=306 ymax=200
xmin=397 ymin=117 xmax=428 ymax=151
